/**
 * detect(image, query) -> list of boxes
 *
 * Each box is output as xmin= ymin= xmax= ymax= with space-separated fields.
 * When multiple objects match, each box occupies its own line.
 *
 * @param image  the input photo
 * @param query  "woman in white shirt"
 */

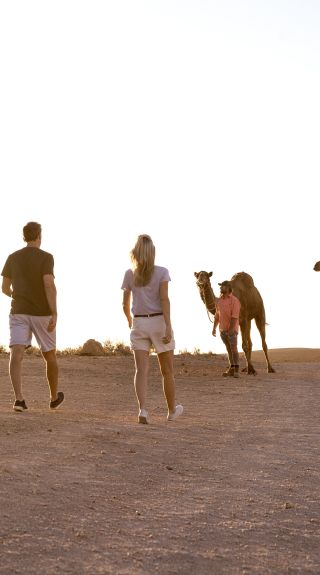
xmin=121 ymin=234 xmax=183 ymax=424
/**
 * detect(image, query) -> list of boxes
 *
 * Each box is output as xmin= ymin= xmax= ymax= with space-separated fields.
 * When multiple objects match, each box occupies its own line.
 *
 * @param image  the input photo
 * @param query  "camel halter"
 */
xmin=197 ymin=281 xmax=216 ymax=323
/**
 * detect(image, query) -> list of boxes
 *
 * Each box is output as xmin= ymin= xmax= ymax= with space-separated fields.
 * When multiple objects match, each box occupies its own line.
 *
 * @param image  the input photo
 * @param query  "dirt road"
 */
xmin=1 ymin=351 xmax=319 ymax=574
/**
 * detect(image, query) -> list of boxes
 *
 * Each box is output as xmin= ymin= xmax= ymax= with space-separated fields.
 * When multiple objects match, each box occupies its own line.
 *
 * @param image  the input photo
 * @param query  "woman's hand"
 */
xmin=162 ymin=327 xmax=172 ymax=344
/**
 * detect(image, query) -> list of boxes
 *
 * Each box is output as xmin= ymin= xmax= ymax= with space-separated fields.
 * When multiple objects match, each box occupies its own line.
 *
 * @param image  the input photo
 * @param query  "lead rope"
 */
xmin=207 ymin=309 xmax=215 ymax=323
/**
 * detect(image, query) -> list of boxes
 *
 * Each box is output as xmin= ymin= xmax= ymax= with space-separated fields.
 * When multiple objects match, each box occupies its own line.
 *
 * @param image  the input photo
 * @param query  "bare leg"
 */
xmin=42 ymin=349 xmax=59 ymax=401
xmin=9 ymin=345 xmax=25 ymax=401
xmin=157 ymin=350 xmax=176 ymax=414
xmin=133 ymin=350 xmax=149 ymax=410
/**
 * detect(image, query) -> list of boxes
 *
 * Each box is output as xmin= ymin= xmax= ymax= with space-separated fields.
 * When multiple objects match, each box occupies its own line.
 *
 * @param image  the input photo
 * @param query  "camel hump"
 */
xmin=231 ymin=272 xmax=255 ymax=290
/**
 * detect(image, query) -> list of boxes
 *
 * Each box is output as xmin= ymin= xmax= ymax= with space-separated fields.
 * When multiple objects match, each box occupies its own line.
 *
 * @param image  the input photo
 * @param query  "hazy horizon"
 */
xmin=1 ymin=1 xmax=319 ymax=354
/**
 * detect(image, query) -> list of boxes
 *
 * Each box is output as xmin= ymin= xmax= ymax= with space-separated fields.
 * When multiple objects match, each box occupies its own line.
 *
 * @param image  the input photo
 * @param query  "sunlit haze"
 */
xmin=1 ymin=1 xmax=319 ymax=354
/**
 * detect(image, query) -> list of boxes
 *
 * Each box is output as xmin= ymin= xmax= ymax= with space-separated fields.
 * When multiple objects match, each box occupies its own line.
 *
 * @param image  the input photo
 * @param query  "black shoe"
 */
xmin=222 ymin=367 xmax=234 ymax=377
xmin=13 ymin=399 xmax=28 ymax=412
xmin=50 ymin=392 xmax=64 ymax=410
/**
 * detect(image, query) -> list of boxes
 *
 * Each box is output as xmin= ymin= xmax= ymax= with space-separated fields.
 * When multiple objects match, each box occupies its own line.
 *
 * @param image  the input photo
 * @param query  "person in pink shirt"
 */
xmin=212 ymin=280 xmax=241 ymax=378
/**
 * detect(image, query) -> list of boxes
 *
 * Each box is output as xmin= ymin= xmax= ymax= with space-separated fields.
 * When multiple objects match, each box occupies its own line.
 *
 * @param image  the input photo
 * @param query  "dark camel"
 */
xmin=313 ymin=261 xmax=320 ymax=271
xmin=194 ymin=271 xmax=275 ymax=375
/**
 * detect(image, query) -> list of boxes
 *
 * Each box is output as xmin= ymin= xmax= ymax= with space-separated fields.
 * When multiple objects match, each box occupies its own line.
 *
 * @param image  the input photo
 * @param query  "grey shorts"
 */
xmin=130 ymin=315 xmax=175 ymax=354
xmin=9 ymin=314 xmax=56 ymax=352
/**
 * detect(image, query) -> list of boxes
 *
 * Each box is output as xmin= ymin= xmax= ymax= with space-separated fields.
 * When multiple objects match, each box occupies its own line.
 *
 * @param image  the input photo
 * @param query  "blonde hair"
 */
xmin=130 ymin=234 xmax=155 ymax=286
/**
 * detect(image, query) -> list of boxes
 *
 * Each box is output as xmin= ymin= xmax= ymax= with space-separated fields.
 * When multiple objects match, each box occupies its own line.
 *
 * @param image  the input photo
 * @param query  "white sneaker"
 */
xmin=167 ymin=404 xmax=183 ymax=422
xmin=138 ymin=409 xmax=150 ymax=424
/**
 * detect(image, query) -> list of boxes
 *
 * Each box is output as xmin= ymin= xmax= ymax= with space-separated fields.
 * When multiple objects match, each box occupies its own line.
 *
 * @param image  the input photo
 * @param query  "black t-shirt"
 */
xmin=1 ymin=247 xmax=54 ymax=315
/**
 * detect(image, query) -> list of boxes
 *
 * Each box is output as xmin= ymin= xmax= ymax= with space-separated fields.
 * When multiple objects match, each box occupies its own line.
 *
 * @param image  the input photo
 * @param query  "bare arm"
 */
xmin=2 ymin=277 xmax=12 ymax=297
xmin=159 ymin=281 xmax=172 ymax=343
xmin=122 ymin=289 xmax=132 ymax=328
xmin=229 ymin=297 xmax=240 ymax=336
xmin=43 ymin=274 xmax=57 ymax=332
xmin=212 ymin=311 xmax=220 ymax=336
xmin=229 ymin=317 xmax=237 ymax=336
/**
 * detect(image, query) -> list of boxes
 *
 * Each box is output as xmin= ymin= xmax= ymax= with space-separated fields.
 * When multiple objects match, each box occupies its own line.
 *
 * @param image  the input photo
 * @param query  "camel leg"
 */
xmin=255 ymin=318 xmax=275 ymax=373
xmin=240 ymin=320 xmax=248 ymax=372
xmin=240 ymin=320 xmax=256 ymax=375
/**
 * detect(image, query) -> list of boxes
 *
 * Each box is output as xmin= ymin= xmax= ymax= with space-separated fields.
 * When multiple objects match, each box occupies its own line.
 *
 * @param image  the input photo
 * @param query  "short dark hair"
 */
xmin=23 ymin=222 xmax=42 ymax=242
xmin=218 ymin=280 xmax=232 ymax=288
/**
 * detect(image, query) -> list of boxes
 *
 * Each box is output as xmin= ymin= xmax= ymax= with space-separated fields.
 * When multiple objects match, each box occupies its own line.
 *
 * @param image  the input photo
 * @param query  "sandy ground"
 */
xmin=1 ymin=349 xmax=320 ymax=575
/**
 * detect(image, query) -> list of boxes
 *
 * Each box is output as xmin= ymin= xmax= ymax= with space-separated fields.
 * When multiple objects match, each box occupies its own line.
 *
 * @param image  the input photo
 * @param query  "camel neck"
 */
xmin=200 ymin=283 xmax=216 ymax=314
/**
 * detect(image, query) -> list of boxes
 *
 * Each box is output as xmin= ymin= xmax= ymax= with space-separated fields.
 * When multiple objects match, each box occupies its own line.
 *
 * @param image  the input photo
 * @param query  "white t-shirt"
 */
xmin=121 ymin=265 xmax=171 ymax=315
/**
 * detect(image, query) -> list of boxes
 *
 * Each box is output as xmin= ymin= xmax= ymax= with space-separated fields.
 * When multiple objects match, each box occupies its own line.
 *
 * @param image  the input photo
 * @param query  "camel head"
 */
xmin=194 ymin=271 xmax=216 ymax=315
xmin=314 ymin=261 xmax=320 ymax=272
xmin=194 ymin=271 xmax=213 ymax=288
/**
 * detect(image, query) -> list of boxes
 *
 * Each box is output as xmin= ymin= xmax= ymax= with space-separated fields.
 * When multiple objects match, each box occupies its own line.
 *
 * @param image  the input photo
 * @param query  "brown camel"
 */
xmin=194 ymin=270 xmax=275 ymax=375
xmin=314 ymin=261 xmax=320 ymax=271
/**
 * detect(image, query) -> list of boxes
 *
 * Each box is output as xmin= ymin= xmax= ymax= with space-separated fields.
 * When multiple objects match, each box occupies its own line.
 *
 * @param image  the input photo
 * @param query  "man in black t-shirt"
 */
xmin=1 ymin=221 xmax=64 ymax=411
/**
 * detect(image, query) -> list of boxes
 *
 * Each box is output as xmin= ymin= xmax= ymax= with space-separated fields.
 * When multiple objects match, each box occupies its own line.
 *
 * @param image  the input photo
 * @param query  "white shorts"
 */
xmin=9 ymin=314 xmax=56 ymax=352
xmin=130 ymin=315 xmax=175 ymax=354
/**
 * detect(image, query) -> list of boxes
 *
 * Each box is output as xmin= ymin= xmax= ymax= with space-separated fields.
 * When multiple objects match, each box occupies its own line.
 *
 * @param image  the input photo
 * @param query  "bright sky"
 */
xmin=0 ymin=1 xmax=319 ymax=355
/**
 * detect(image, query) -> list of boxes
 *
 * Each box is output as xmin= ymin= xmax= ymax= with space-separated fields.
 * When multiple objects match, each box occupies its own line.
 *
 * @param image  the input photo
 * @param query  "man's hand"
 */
xmin=48 ymin=314 xmax=57 ymax=332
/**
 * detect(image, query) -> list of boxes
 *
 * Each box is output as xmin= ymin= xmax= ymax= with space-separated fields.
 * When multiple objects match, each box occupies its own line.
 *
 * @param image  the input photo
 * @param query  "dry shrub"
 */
xmin=178 ymin=348 xmax=216 ymax=358
xmin=25 ymin=346 xmax=41 ymax=356
xmin=103 ymin=339 xmax=131 ymax=356
xmin=57 ymin=347 xmax=82 ymax=356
